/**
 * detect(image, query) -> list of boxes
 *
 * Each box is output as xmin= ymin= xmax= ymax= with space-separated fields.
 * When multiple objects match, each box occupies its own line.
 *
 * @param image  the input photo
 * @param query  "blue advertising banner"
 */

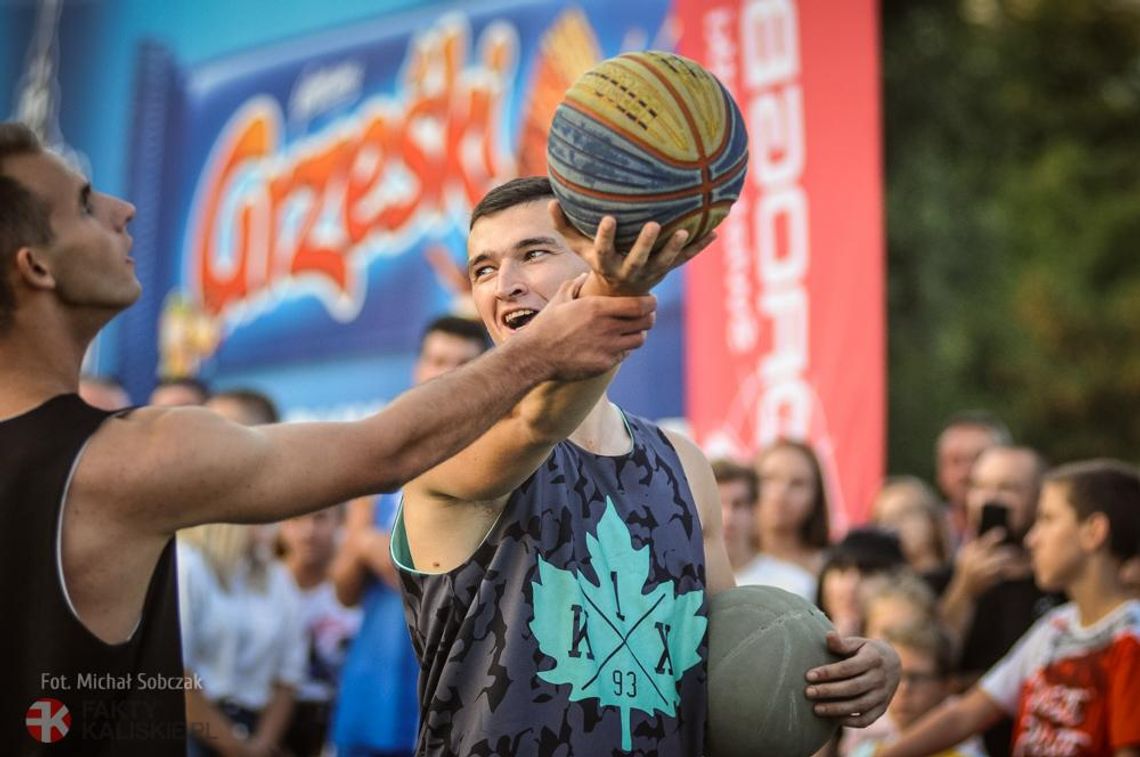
xmin=116 ymin=0 xmax=682 ymax=419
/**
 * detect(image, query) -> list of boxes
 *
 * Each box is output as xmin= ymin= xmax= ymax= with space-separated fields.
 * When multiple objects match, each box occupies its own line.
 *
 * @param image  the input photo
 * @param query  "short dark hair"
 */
xmin=1045 ymin=459 xmax=1140 ymax=562
xmin=421 ymin=315 xmax=491 ymax=352
xmin=469 ymin=176 xmax=554 ymax=230
xmin=711 ymin=458 xmax=758 ymax=504
xmin=210 ymin=388 xmax=279 ymax=425
xmin=0 ymin=122 xmax=52 ymax=332
xmin=823 ymin=526 xmax=907 ymax=574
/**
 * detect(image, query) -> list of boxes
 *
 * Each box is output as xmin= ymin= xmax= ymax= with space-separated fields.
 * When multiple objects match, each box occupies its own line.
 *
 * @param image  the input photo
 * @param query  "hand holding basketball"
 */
xmin=551 ymin=200 xmax=715 ymax=295
xmin=806 ymin=633 xmax=901 ymax=728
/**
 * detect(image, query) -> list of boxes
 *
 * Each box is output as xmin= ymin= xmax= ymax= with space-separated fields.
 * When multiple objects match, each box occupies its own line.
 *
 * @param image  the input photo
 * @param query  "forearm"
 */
xmin=355 ymin=527 xmax=401 ymax=589
xmin=330 ymin=539 xmax=369 ymax=606
xmin=358 ymin=340 xmax=554 ymax=490
xmin=512 ymin=270 xmax=628 ymax=442
xmin=515 ymin=370 xmax=615 ymax=444
xmin=939 ymin=575 xmax=977 ymax=643
xmin=879 ymin=707 xmax=974 ymax=757
xmin=252 ymin=684 xmax=294 ymax=749
xmin=184 ymin=682 xmax=248 ymax=756
xmin=879 ymin=689 xmax=1000 ymax=757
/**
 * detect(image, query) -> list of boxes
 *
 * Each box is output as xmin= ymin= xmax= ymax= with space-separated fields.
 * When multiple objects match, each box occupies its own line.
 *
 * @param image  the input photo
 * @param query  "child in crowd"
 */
xmin=278 ymin=505 xmax=362 ymax=756
xmin=880 ymin=459 xmax=1140 ymax=757
xmin=861 ymin=570 xmax=939 ymax=641
xmin=816 ymin=528 xmax=906 ymax=637
xmin=844 ymin=623 xmax=985 ymax=757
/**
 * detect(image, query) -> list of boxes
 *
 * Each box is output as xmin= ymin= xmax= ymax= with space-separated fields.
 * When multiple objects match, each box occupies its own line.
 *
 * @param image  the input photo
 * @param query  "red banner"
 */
xmin=678 ymin=0 xmax=884 ymax=531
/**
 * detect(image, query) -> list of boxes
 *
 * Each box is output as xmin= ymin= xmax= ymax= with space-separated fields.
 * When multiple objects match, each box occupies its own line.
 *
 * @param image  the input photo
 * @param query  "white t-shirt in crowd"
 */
xmin=293 ymin=581 xmax=361 ymax=703
xmin=735 ymin=553 xmax=817 ymax=603
xmin=177 ymin=542 xmax=307 ymax=711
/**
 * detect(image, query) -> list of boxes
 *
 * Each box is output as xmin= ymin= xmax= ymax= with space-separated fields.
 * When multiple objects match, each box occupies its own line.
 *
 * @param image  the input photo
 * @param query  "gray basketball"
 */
xmin=707 ymin=585 xmax=840 ymax=757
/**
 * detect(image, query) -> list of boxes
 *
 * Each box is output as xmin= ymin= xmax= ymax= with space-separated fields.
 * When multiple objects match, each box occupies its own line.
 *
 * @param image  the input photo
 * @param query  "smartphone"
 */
xmin=979 ymin=502 xmax=1018 ymax=545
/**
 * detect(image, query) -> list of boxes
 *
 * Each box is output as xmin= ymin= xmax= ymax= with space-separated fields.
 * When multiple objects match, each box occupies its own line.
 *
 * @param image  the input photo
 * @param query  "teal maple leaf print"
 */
xmin=530 ymin=498 xmax=706 ymax=751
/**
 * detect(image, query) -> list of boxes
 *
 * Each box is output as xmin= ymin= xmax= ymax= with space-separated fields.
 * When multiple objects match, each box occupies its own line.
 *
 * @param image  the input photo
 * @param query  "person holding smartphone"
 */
xmin=939 ymin=444 xmax=1064 ymax=757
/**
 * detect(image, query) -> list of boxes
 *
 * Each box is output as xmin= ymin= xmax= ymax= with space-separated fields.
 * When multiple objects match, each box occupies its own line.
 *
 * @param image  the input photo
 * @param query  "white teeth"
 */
xmin=503 ymin=309 xmax=537 ymax=328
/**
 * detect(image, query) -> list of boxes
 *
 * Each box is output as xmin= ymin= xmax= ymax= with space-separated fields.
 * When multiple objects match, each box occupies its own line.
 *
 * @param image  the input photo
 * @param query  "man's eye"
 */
xmin=472 ymin=266 xmax=493 ymax=279
xmin=525 ymin=249 xmax=549 ymax=260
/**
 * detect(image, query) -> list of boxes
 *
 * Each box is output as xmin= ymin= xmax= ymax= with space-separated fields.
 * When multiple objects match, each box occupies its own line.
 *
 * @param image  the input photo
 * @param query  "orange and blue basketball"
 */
xmin=546 ymin=50 xmax=748 ymax=252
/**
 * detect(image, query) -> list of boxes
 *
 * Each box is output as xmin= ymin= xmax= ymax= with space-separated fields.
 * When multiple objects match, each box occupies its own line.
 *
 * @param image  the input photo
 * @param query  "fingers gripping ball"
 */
xmin=546 ymin=50 xmax=748 ymax=252
xmin=707 ymin=586 xmax=841 ymax=757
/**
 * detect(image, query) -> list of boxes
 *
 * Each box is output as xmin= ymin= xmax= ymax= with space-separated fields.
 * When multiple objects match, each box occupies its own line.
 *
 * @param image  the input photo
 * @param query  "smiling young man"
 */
xmin=0 ymin=123 xmax=657 ymax=755
xmin=393 ymin=177 xmax=900 ymax=756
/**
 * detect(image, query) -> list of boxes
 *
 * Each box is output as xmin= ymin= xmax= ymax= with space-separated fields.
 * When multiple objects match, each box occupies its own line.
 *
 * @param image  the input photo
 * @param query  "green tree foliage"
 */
xmin=882 ymin=0 xmax=1140 ymax=479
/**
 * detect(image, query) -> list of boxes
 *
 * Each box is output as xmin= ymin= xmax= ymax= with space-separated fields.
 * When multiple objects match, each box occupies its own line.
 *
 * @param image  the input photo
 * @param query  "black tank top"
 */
xmin=0 ymin=394 xmax=186 ymax=755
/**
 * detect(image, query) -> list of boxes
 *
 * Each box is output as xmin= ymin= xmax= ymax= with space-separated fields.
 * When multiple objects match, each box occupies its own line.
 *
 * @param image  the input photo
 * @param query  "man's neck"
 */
xmin=0 ymin=305 xmax=98 ymax=418
xmin=0 ymin=345 xmax=82 ymax=418
xmin=567 ymin=395 xmax=630 ymax=455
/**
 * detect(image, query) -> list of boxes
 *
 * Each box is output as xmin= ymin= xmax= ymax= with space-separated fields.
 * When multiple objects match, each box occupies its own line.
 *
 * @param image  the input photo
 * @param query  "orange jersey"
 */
xmin=981 ymin=600 xmax=1140 ymax=756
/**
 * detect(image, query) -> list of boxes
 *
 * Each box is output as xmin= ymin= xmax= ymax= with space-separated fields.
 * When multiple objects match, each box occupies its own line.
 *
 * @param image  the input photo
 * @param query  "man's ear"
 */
xmin=14 ymin=246 xmax=56 ymax=290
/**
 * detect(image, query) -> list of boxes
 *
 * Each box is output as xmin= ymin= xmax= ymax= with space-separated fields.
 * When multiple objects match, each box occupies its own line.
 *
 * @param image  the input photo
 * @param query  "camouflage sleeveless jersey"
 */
xmin=392 ymin=413 xmax=709 ymax=756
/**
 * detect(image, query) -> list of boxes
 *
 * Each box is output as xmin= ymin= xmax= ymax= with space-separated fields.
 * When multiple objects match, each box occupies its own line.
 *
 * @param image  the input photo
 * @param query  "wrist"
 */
xmin=497 ymin=331 xmax=557 ymax=383
xmin=947 ymin=571 xmax=976 ymax=599
xmin=579 ymin=270 xmax=638 ymax=297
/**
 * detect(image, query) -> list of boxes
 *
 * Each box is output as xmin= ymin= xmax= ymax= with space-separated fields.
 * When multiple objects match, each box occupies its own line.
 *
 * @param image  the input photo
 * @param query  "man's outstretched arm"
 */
xmin=72 ymin=288 xmax=655 ymax=535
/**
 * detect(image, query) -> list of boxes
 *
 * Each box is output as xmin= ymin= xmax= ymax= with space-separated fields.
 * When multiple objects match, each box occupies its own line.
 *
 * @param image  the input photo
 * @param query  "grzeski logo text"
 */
xmin=187 ymin=17 xmax=518 ymax=325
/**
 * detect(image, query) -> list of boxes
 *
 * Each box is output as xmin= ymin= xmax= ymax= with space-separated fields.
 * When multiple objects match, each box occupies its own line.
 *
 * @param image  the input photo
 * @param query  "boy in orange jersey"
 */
xmin=880 ymin=459 xmax=1140 ymax=757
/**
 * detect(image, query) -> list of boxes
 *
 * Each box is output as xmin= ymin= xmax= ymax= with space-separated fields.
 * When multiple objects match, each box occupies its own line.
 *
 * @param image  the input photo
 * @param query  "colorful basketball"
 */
xmin=546 ymin=50 xmax=748 ymax=252
xmin=706 ymin=586 xmax=840 ymax=757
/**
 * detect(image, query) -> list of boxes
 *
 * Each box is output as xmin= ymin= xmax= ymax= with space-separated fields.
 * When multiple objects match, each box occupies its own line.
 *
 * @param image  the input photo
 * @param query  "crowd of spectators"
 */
xmin=77 ymin=344 xmax=1139 ymax=757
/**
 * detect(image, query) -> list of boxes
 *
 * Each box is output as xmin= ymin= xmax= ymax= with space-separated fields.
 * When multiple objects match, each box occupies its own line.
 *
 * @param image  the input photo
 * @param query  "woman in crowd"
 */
xmin=180 ymin=522 xmax=307 ymax=757
xmin=871 ymin=476 xmax=955 ymax=594
xmin=736 ymin=439 xmax=831 ymax=601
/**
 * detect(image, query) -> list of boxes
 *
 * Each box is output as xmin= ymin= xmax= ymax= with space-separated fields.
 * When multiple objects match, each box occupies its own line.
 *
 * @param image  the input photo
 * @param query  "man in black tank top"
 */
xmin=396 ymin=178 xmax=901 ymax=756
xmin=0 ymin=122 xmax=656 ymax=755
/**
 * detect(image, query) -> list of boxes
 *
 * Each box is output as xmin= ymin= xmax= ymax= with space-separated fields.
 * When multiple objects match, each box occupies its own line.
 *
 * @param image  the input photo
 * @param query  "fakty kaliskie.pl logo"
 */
xmin=26 ymin=698 xmax=70 ymax=743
